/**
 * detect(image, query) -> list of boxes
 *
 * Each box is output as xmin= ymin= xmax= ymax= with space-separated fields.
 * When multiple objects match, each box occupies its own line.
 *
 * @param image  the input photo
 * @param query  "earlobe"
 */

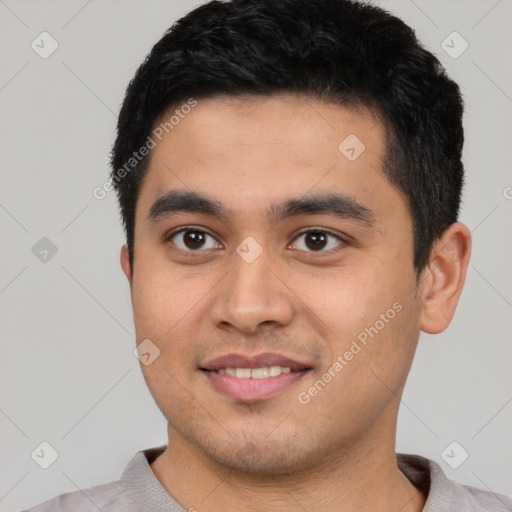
xmin=419 ymin=223 xmax=471 ymax=334
xmin=120 ymin=244 xmax=133 ymax=283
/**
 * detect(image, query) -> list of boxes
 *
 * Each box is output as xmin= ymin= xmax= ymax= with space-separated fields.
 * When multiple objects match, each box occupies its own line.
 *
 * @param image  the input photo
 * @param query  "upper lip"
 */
xmin=201 ymin=352 xmax=312 ymax=372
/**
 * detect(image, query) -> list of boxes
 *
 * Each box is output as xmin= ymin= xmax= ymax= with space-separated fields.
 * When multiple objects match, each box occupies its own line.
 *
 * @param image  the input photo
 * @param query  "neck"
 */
xmin=150 ymin=428 xmax=426 ymax=512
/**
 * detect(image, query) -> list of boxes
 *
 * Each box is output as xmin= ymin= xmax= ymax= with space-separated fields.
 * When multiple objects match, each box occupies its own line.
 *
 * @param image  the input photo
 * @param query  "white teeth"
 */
xmin=235 ymin=368 xmax=252 ymax=378
xmin=269 ymin=365 xmax=282 ymax=377
xmin=216 ymin=366 xmax=292 ymax=378
xmin=251 ymin=367 xmax=269 ymax=379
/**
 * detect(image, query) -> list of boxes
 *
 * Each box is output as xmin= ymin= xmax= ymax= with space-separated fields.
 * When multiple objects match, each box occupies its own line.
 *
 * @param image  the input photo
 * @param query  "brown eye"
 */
xmin=292 ymin=230 xmax=343 ymax=252
xmin=304 ymin=231 xmax=328 ymax=250
xmin=169 ymin=229 xmax=220 ymax=251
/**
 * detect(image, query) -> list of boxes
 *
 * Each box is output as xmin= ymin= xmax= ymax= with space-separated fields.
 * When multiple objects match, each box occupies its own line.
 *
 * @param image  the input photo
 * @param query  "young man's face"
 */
xmin=122 ymin=94 xmax=427 ymax=474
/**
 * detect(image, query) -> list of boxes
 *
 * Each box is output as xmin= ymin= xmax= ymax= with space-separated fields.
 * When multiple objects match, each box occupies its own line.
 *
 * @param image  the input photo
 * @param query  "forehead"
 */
xmin=137 ymin=94 xmax=400 ymax=225
xmin=152 ymin=93 xmax=385 ymax=161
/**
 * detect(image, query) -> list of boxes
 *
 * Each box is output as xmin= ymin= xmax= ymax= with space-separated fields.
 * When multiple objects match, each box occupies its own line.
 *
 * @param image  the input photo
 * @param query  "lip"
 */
xmin=203 ymin=370 xmax=309 ymax=402
xmin=200 ymin=352 xmax=312 ymax=402
xmin=201 ymin=352 xmax=310 ymax=372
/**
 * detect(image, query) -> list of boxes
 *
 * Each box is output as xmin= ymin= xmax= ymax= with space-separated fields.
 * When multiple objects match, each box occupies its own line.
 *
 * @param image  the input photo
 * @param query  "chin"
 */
xmin=214 ymin=450 xmax=308 ymax=476
xmin=197 ymin=434 xmax=322 ymax=477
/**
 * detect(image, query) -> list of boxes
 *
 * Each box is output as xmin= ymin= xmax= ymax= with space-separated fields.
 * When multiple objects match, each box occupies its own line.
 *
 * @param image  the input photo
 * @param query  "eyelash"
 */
xmin=164 ymin=226 xmax=347 ymax=254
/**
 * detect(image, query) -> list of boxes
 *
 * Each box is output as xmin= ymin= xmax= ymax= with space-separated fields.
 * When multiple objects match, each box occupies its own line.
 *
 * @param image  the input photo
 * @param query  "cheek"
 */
xmin=301 ymin=268 xmax=396 ymax=333
xmin=301 ymin=300 xmax=420 ymax=428
xmin=131 ymin=263 xmax=194 ymax=339
xmin=130 ymin=260 xmax=215 ymax=374
xmin=301 ymin=258 xmax=417 ymax=370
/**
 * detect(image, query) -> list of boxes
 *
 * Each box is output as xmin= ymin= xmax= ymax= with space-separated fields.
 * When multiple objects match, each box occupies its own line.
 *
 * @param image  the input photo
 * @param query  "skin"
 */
xmin=121 ymin=93 xmax=471 ymax=511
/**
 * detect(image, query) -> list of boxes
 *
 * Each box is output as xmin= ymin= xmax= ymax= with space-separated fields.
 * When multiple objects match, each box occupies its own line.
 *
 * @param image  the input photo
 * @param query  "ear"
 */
xmin=419 ymin=222 xmax=471 ymax=334
xmin=120 ymin=244 xmax=133 ymax=284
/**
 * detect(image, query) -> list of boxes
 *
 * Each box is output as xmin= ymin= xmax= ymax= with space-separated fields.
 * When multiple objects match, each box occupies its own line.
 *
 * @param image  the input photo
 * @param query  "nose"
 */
xmin=209 ymin=249 xmax=295 ymax=334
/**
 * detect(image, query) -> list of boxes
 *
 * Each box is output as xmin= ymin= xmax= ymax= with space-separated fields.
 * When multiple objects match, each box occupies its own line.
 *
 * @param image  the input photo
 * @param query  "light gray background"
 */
xmin=1 ymin=0 xmax=511 ymax=510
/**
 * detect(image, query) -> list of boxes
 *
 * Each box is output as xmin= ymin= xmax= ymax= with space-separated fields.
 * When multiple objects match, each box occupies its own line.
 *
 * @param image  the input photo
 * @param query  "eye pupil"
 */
xmin=305 ymin=232 xmax=327 ymax=250
xmin=184 ymin=230 xmax=206 ymax=249
xmin=175 ymin=230 xmax=336 ymax=252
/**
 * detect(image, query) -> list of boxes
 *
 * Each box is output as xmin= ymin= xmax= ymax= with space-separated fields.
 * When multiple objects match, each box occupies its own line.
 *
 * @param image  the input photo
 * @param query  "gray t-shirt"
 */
xmin=23 ymin=445 xmax=512 ymax=511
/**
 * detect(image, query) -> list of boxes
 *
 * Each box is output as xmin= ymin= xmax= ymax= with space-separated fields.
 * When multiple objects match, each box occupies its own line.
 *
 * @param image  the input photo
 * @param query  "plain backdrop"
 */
xmin=1 ymin=0 xmax=511 ymax=510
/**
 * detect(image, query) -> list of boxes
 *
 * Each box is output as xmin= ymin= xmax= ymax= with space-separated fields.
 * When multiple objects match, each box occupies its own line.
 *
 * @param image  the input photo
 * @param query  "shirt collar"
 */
xmin=121 ymin=446 xmax=461 ymax=511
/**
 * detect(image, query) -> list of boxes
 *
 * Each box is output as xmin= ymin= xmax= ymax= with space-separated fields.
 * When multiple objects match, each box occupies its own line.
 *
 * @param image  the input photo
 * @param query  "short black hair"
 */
xmin=111 ymin=0 xmax=464 ymax=272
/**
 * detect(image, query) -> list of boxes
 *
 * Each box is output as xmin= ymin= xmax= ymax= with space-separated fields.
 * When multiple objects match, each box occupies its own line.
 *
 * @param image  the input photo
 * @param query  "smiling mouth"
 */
xmin=201 ymin=367 xmax=311 ymax=402
xmin=209 ymin=366 xmax=292 ymax=379
xmin=200 ymin=353 xmax=312 ymax=401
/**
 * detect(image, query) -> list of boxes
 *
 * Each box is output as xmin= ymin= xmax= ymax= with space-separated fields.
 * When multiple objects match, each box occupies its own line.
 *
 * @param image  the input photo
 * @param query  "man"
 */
xmin=24 ymin=0 xmax=512 ymax=510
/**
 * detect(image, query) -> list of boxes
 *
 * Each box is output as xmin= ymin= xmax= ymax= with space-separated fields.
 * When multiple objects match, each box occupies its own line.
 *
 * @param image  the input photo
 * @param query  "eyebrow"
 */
xmin=148 ymin=190 xmax=375 ymax=226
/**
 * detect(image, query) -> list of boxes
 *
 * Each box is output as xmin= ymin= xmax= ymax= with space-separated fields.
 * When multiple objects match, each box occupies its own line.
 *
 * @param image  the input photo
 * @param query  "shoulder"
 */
xmin=21 ymin=480 xmax=138 ymax=512
xmin=449 ymin=484 xmax=512 ymax=512
xmin=397 ymin=453 xmax=512 ymax=512
xmin=433 ymin=479 xmax=512 ymax=511
xmin=429 ymin=466 xmax=512 ymax=512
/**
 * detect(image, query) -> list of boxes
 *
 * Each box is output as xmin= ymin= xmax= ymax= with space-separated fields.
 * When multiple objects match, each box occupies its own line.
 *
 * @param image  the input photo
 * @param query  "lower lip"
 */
xmin=202 ymin=370 xmax=309 ymax=402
